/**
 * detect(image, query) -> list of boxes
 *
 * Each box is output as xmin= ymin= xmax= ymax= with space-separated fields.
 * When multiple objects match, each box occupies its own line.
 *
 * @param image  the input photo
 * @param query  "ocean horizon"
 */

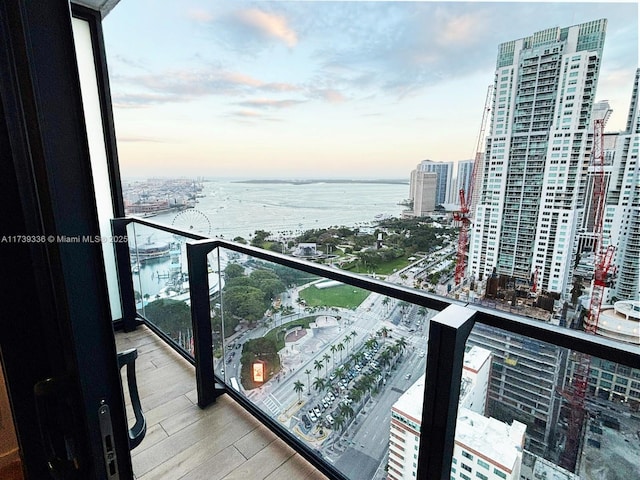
xmin=136 ymin=179 xmax=409 ymax=241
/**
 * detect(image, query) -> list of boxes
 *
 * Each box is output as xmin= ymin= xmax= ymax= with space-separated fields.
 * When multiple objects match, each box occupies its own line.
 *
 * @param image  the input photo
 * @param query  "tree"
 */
xmin=382 ymin=297 xmax=390 ymax=312
xmin=378 ymin=326 xmax=390 ymax=338
xmin=313 ymin=376 xmax=326 ymax=392
xmin=334 ymin=413 xmax=346 ymax=433
xmin=224 ymin=263 xmax=245 ymax=280
xmin=304 ymin=369 xmax=312 ymax=394
xmin=323 ymin=353 xmax=330 ymax=377
xmin=337 ymin=342 xmax=345 ymax=363
xmin=293 ymin=380 xmax=304 ymax=403
xmin=223 ymin=285 xmax=267 ymax=322
xmin=144 ymin=298 xmax=191 ymax=340
xmin=251 ymin=230 xmax=271 ymax=247
xmin=338 ymin=402 xmax=354 ymax=420
xmin=395 ymin=336 xmax=407 ymax=354
xmin=344 ymin=335 xmax=352 ymax=355
xmin=330 ymin=344 xmax=337 ymax=369
xmin=314 ymin=359 xmax=324 ymax=378
xmin=379 ymin=349 xmax=392 ymax=370
xmin=365 ymin=338 xmax=378 ymax=351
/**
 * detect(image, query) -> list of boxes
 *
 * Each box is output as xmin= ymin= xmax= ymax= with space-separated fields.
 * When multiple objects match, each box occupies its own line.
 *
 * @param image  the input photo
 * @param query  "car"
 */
xmin=301 ymin=414 xmax=312 ymax=429
xmin=326 ymin=414 xmax=334 ymax=425
xmin=313 ymin=407 xmax=321 ymax=416
xmin=309 ymin=411 xmax=317 ymax=422
xmin=405 ymin=373 xmax=412 ymax=380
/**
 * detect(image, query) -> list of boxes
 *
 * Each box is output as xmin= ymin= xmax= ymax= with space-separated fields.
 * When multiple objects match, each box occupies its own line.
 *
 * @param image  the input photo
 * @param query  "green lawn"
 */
xmin=299 ymin=283 xmax=369 ymax=309
xmin=345 ymin=256 xmax=411 ymax=275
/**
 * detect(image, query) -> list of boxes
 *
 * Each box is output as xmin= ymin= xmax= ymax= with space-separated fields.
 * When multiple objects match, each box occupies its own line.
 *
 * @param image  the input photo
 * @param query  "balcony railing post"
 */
xmin=417 ymin=304 xmax=476 ymax=480
xmin=111 ymin=218 xmax=137 ymax=332
xmin=187 ymin=240 xmax=223 ymax=407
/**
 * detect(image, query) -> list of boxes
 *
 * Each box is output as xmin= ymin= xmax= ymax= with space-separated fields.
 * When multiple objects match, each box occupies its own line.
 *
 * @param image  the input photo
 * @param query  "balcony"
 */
xmin=3 ymin=4 xmax=639 ymax=480
xmin=115 ymin=325 xmax=328 ymax=480
xmin=109 ymin=217 xmax=640 ymax=480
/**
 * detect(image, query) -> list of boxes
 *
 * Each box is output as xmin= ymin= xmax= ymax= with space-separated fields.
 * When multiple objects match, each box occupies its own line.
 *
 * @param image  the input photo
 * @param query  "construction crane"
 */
xmin=560 ymin=117 xmax=616 ymax=472
xmin=453 ymin=85 xmax=493 ymax=285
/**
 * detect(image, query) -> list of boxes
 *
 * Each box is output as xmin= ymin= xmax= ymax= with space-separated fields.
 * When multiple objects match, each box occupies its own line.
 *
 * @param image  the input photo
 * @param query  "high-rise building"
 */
xmin=388 ymin=347 xmax=525 ymax=480
xmin=455 ymin=159 xmax=475 ymax=205
xmin=469 ymin=20 xmax=608 ymax=295
xmin=607 ymin=69 xmax=640 ymax=302
xmin=466 ymin=324 xmax=565 ymax=458
xmin=416 ymin=159 xmax=454 ymax=207
xmin=407 ymin=169 xmax=437 ymax=217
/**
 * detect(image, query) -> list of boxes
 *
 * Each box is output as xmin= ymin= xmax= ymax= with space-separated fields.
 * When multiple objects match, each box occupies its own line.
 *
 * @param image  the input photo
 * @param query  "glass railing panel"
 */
xmin=450 ymin=322 xmax=640 ymax=480
xmin=214 ymin=246 xmax=434 ymax=480
xmin=129 ymin=222 xmax=195 ymax=356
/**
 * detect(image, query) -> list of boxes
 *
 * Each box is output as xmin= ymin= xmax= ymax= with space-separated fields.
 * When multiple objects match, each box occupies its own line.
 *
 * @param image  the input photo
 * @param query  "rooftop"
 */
xmin=455 ymin=409 xmax=526 ymax=473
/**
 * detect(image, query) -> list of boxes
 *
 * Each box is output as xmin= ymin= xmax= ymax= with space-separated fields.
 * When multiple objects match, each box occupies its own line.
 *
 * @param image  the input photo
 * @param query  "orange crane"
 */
xmin=454 ymin=85 xmax=493 ymax=285
xmin=560 ymin=117 xmax=615 ymax=471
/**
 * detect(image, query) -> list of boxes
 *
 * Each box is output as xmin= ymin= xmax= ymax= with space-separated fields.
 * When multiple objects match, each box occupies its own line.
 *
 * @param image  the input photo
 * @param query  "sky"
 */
xmin=103 ymin=1 xmax=639 ymax=180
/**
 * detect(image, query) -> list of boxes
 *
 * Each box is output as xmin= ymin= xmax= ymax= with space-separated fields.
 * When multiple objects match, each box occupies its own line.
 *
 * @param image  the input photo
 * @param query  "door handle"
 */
xmin=33 ymin=376 xmax=81 ymax=480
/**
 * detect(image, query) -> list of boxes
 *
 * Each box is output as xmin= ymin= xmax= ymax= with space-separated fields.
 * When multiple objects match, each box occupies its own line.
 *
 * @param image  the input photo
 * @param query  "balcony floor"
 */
xmin=115 ymin=325 xmax=329 ymax=480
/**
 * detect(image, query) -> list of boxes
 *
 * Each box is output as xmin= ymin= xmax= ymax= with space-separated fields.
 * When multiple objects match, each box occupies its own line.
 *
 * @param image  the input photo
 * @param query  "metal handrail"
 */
xmin=111 ymin=216 xmax=640 ymax=480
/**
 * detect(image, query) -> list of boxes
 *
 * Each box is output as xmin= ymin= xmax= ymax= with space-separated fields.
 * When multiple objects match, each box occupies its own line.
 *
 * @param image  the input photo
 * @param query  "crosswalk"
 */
xmin=261 ymin=393 xmax=282 ymax=416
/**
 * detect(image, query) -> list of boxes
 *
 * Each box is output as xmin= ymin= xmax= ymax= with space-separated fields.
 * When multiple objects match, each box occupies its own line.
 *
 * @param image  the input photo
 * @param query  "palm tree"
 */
xmin=379 ymin=349 xmax=392 ymax=370
xmin=323 ymin=353 xmax=330 ymax=377
xmin=350 ymin=387 xmax=364 ymax=410
xmin=337 ymin=342 xmax=345 ymax=363
xmin=293 ymin=380 xmax=304 ymax=403
xmin=350 ymin=330 xmax=357 ymax=345
xmin=304 ymin=368 xmax=312 ymax=394
xmin=334 ymin=366 xmax=345 ymax=381
xmin=352 ymin=351 xmax=365 ymax=366
xmin=395 ymin=336 xmax=407 ymax=354
xmin=343 ymin=335 xmax=352 ymax=355
xmin=314 ymin=359 xmax=324 ymax=379
xmin=338 ymin=402 xmax=354 ymax=420
xmin=334 ymin=413 xmax=346 ymax=433
xmin=330 ymin=344 xmax=337 ymax=368
xmin=365 ymin=338 xmax=378 ymax=351
xmin=382 ymin=296 xmax=390 ymax=313
xmin=378 ymin=326 xmax=390 ymax=338
xmin=313 ymin=376 xmax=326 ymax=392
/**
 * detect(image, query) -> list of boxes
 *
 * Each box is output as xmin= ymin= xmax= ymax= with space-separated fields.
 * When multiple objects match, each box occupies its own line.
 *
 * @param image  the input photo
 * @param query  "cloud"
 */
xmin=436 ymin=11 xmax=488 ymax=47
xmin=234 ymin=98 xmax=305 ymax=109
xmin=112 ymin=67 xmax=301 ymax=108
xmin=232 ymin=8 xmax=298 ymax=48
xmin=186 ymin=8 xmax=214 ymax=23
xmin=313 ymin=89 xmax=347 ymax=104
xmin=117 ymin=136 xmax=172 ymax=143
xmin=112 ymin=92 xmax=191 ymax=108
xmin=228 ymin=110 xmax=284 ymax=124
xmin=232 ymin=110 xmax=263 ymax=118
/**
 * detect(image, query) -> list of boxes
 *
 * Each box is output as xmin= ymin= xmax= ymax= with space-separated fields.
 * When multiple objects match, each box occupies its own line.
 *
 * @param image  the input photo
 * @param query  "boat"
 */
xmin=130 ymin=237 xmax=170 ymax=262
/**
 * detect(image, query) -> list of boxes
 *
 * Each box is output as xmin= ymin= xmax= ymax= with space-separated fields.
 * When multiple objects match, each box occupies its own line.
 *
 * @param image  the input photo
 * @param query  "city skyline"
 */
xmin=103 ymin=1 xmax=638 ymax=179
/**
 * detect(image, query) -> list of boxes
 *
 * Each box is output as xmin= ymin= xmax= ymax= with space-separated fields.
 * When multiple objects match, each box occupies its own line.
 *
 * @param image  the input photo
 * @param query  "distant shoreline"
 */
xmin=234 ymin=179 xmax=409 ymax=185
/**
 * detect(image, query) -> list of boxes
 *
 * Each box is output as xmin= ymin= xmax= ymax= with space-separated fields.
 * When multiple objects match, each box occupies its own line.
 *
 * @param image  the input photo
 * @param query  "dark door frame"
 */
xmin=0 ymin=1 xmax=132 ymax=478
